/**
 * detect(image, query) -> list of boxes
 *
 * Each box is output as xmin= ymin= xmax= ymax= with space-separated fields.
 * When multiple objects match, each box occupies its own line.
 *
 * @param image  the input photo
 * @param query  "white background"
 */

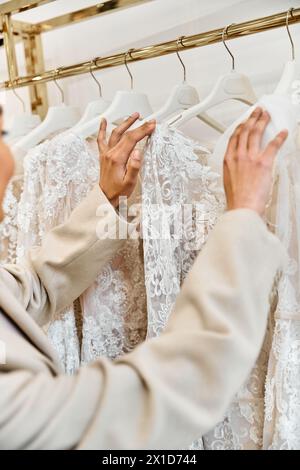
xmin=1 ymin=0 xmax=300 ymax=141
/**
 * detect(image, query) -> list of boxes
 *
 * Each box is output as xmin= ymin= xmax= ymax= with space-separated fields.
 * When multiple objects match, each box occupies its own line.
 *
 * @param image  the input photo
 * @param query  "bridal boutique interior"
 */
xmin=1 ymin=0 xmax=300 ymax=451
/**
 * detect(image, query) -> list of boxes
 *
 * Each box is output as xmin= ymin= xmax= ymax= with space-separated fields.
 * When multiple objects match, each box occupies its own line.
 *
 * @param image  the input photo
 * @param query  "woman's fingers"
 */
xmin=247 ymin=111 xmax=270 ymax=155
xmin=262 ymin=130 xmax=289 ymax=164
xmin=124 ymin=149 xmax=143 ymax=187
xmin=223 ymin=158 xmax=233 ymax=209
xmin=223 ymin=105 xmax=289 ymax=216
xmin=99 ymin=118 xmax=156 ymax=206
xmin=98 ymin=118 xmax=108 ymax=155
xmin=225 ymin=108 xmax=263 ymax=161
xmin=108 ymin=113 xmax=140 ymax=148
xmin=116 ymin=120 xmax=156 ymax=167
xmin=225 ymin=123 xmax=243 ymax=159
xmin=236 ymin=107 xmax=263 ymax=157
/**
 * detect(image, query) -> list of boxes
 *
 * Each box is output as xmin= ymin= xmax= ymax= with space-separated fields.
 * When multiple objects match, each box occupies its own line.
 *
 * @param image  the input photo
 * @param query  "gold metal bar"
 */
xmin=0 ymin=20 xmax=37 ymax=37
xmin=0 ymin=0 xmax=55 ymax=15
xmin=35 ymin=0 xmax=153 ymax=33
xmin=23 ymin=32 xmax=48 ymax=118
xmin=1 ymin=1 xmax=152 ymax=36
xmin=10 ymin=20 xmax=40 ymax=36
xmin=1 ymin=13 xmax=18 ymax=81
xmin=1 ymin=7 xmax=300 ymax=90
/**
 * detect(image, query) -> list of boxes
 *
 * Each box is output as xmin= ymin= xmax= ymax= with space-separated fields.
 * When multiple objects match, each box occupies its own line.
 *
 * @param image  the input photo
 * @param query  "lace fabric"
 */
xmin=16 ymin=133 xmax=99 ymax=374
xmin=15 ymin=131 xmax=148 ymax=371
xmin=205 ymin=95 xmax=300 ymax=450
xmin=141 ymin=124 xmax=225 ymax=449
xmin=0 ymin=145 xmax=27 ymax=265
xmin=81 ymin=238 xmax=147 ymax=363
xmin=263 ymin=147 xmax=300 ymax=450
xmin=0 ymin=176 xmax=23 ymax=264
xmin=142 ymin=98 xmax=300 ymax=450
xmin=7 ymin=99 xmax=300 ymax=448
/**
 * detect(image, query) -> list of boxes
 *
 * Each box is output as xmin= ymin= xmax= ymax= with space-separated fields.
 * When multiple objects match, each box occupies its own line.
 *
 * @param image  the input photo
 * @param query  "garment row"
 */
xmin=1 ymin=92 xmax=300 ymax=450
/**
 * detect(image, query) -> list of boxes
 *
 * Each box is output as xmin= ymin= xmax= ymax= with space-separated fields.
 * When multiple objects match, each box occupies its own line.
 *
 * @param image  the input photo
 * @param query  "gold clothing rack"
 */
xmin=1 ymin=1 xmax=300 ymax=118
xmin=0 ymin=0 xmax=153 ymax=117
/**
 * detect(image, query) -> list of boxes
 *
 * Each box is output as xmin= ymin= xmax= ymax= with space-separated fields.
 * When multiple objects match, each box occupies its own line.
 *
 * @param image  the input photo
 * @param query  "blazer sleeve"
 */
xmin=0 ymin=185 xmax=135 ymax=326
xmin=0 ymin=209 xmax=286 ymax=449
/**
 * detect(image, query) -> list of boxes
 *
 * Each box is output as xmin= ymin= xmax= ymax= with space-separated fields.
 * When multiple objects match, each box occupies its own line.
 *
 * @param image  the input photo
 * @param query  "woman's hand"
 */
xmin=98 ymin=113 xmax=156 ymax=208
xmin=224 ymin=107 xmax=288 ymax=216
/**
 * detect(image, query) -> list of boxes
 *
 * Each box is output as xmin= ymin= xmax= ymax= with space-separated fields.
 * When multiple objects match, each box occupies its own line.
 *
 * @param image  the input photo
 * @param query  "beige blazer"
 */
xmin=0 ymin=185 xmax=285 ymax=449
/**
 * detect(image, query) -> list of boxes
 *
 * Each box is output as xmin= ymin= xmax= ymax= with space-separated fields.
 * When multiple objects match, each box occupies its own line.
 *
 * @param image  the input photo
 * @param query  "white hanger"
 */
xmin=275 ymin=8 xmax=297 ymax=96
xmin=16 ymin=69 xmax=80 ymax=152
xmin=144 ymin=38 xmax=200 ymax=122
xmin=6 ymin=85 xmax=41 ymax=144
xmin=147 ymin=83 xmax=199 ymax=123
xmin=77 ymin=50 xmax=152 ymax=139
xmin=135 ymin=37 xmax=224 ymax=132
xmin=70 ymin=59 xmax=110 ymax=132
xmin=169 ymin=24 xmax=257 ymax=129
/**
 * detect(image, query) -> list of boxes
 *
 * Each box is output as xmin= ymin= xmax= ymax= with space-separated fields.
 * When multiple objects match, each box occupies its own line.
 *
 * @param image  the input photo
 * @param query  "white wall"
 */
xmin=1 ymin=0 xmax=300 ymax=142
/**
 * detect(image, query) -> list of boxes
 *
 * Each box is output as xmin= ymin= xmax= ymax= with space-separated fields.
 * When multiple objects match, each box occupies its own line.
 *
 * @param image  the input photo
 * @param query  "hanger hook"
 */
xmin=11 ymin=81 xmax=26 ymax=113
xmin=286 ymin=8 xmax=295 ymax=61
xmin=222 ymin=24 xmax=235 ymax=71
xmin=53 ymin=68 xmax=65 ymax=103
xmin=90 ymin=59 xmax=103 ymax=97
xmin=176 ymin=36 xmax=187 ymax=83
xmin=124 ymin=49 xmax=134 ymax=90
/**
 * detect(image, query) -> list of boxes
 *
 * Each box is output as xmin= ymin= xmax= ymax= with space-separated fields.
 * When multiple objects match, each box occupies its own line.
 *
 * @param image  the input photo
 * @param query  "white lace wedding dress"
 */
xmin=142 ymin=124 xmax=224 ymax=339
xmin=16 ymin=133 xmax=99 ymax=373
xmin=141 ymin=123 xmax=225 ymax=450
xmin=11 ymin=122 xmax=225 ymax=451
xmin=146 ymin=94 xmax=300 ymax=450
xmin=204 ymin=94 xmax=300 ymax=450
xmin=0 ymin=146 xmax=27 ymax=265
xmin=15 ymin=131 xmax=148 ymax=373
xmin=263 ymin=145 xmax=300 ymax=450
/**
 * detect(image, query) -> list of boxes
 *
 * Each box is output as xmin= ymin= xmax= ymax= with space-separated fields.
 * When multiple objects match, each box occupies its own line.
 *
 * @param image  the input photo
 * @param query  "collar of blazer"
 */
xmin=0 ymin=278 xmax=62 ymax=372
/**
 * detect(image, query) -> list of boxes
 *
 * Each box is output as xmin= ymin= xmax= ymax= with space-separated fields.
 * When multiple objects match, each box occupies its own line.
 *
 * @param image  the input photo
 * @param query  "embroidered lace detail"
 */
xmin=16 ymin=133 xmax=98 ymax=374
xmin=189 ymin=97 xmax=300 ymax=450
xmin=141 ymin=124 xmax=225 ymax=449
xmin=10 ymin=113 xmax=299 ymax=447
xmin=141 ymin=123 xmax=299 ymax=451
xmin=204 ymin=147 xmax=300 ymax=448
xmin=46 ymin=310 xmax=81 ymax=374
xmin=203 ymin=320 xmax=274 ymax=450
xmin=0 ymin=176 xmax=23 ymax=264
xmin=15 ymin=132 xmax=147 ymax=371
xmin=81 ymin=239 xmax=147 ymax=363
xmin=263 ymin=151 xmax=300 ymax=449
